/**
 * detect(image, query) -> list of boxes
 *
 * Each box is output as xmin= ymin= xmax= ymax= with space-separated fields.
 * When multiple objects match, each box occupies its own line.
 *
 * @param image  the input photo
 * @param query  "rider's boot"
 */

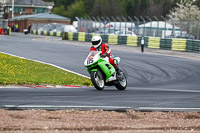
xmin=113 ymin=59 xmax=120 ymax=74
xmin=115 ymin=66 xmax=120 ymax=74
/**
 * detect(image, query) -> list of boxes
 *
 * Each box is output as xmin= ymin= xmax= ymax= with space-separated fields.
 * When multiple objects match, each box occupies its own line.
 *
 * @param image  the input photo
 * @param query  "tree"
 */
xmin=65 ymin=0 xmax=88 ymax=21
xmin=90 ymin=0 xmax=122 ymax=17
xmin=52 ymin=5 xmax=67 ymax=17
xmin=169 ymin=0 xmax=200 ymax=21
xmin=168 ymin=0 xmax=200 ymax=37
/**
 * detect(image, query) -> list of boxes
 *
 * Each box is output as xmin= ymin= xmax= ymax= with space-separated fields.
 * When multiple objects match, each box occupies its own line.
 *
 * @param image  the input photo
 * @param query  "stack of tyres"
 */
xmin=85 ymin=33 xmax=92 ymax=42
xmin=165 ymin=39 xmax=172 ymax=50
xmin=147 ymin=37 xmax=160 ymax=49
xmin=186 ymin=39 xmax=193 ymax=52
xmin=62 ymin=32 xmax=68 ymax=40
xmin=78 ymin=32 xmax=85 ymax=41
xmin=171 ymin=38 xmax=187 ymax=51
xmin=160 ymin=38 xmax=166 ymax=49
xmin=117 ymin=35 xmax=127 ymax=45
xmin=137 ymin=36 xmax=142 ymax=46
xmin=73 ymin=32 xmax=79 ymax=41
xmin=101 ymin=34 xmax=108 ymax=44
xmin=108 ymin=35 xmax=118 ymax=44
xmin=192 ymin=40 xmax=200 ymax=53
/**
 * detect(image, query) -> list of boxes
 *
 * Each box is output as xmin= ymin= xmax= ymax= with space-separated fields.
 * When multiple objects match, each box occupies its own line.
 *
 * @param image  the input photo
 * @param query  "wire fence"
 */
xmin=75 ymin=16 xmax=200 ymax=40
xmin=0 ymin=19 xmax=8 ymax=28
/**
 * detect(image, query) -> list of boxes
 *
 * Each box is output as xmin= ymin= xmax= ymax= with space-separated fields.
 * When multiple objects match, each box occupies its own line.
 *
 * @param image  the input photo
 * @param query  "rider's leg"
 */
xmin=109 ymin=58 xmax=120 ymax=73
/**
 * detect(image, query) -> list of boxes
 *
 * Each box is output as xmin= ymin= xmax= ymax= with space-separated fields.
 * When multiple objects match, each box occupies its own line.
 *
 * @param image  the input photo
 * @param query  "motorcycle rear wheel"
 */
xmin=115 ymin=70 xmax=127 ymax=90
xmin=91 ymin=71 xmax=105 ymax=90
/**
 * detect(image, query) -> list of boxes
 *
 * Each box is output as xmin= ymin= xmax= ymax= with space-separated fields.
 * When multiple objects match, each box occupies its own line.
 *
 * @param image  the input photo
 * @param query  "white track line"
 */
xmin=0 ymin=51 xmax=90 ymax=79
xmin=134 ymin=87 xmax=200 ymax=93
xmin=138 ymin=107 xmax=200 ymax=111
xmin=2 ymin=105 xmax=131 ymax=109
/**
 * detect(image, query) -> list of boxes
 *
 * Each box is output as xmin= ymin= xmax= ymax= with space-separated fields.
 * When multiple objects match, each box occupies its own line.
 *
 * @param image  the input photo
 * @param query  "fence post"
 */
xmin=97 ymin=16 xmax=102 ymax=33
xmin=154 ymin=16 xmax=159 ymax=37
xmin=178 ymin=17 xmax=183 ymax=39
xmin=92 ymin=17 xmax=97 ymax=32
xmin=111 ymin=17 xmax=117 ymax=35
xmin=101 ymin=17 xmax=106 ymax=34
xmin=106 ymin=17 xmax=111 ymax=34
xmin=140 ymin=16 xmax=146 ymax=37
xmin=161 ymin=16 xmax=167 ymax=38
xmin=122 ymin=17 xmax=127 ymax=35
xmin=88 ymin=16 xmax=93 ymax=33
xmin=169 ymin=15 xmax=175 ymax=38
xmin=75 ymin=17 xmax=81 ymax=32
xmin=128 ymin=16 xmax=133 ymax=35
xmin=117 ymin=17 xmax=122 ymax=33
xmin=147 ymin=16 xmax=152 ymax=37
xmin=134 ymin=16 xmax=139 ymax=35
xmin=84 ymin=17 xmax=88 ymax=33
xmin=197 ymin=21 xmax=200 ymax=40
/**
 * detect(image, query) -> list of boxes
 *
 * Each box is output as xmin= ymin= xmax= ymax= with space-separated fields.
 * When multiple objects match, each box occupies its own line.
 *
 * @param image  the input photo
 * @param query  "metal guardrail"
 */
xmin=75 ymin=16 xmax=200 ymax=40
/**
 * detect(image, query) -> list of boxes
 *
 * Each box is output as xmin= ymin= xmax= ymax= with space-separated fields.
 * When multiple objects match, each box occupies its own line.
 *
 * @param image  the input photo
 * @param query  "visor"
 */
xmin=92 ymin=40 xmax=100 ymax=45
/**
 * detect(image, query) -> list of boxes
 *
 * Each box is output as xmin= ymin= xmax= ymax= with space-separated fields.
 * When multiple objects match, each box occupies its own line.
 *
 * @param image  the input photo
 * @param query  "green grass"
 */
xmin=0 ymin=53 xmax=92 ymax=86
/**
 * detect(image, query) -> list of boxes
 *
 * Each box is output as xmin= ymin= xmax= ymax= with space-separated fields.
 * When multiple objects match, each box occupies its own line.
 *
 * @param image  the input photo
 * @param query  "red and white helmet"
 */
xmin=91 ymin=36 xmax=102 ymax=48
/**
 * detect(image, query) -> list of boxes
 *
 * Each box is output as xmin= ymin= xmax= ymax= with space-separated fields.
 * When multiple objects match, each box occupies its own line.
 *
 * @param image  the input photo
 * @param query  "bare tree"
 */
xmin=168 ymin=0 xmax=200 ymax=37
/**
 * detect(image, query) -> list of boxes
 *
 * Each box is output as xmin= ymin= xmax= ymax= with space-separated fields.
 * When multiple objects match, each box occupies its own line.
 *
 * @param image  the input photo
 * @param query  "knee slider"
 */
xmin=113 ymin=59 xmax=118 ymax=65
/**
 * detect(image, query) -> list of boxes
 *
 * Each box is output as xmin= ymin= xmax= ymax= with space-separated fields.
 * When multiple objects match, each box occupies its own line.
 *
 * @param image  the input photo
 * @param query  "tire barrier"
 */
xmin=32 ymin=30 xmax=200 ymax=53
xmin=32 ymin=30 xmax=63 ymax=37
xmin=171 ymin=38 xmax=187 ymax=51
xmin=148 ymin=37 xmax=160 ymax=49
xmin=127 ymin=36 xmax=137 ymax=46
xmin=108 ymin=35 xmax=118 ymax=44
xmin=62 ymin=32 xmax=200 ymax=53
xmin=78 ymin=32 xmax=85 ymax=41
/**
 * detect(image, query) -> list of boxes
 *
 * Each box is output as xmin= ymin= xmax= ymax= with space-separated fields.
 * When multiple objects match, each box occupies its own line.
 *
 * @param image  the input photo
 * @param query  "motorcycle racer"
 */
xmin=90 ymin=36 xmax=120 ymax=73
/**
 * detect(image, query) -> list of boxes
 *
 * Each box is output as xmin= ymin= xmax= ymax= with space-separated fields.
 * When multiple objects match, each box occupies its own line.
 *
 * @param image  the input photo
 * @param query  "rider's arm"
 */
xmin=90 ymin=47 xmax=96 ymax=51
xmin=102 ymin=43 xmax=111 ymax=56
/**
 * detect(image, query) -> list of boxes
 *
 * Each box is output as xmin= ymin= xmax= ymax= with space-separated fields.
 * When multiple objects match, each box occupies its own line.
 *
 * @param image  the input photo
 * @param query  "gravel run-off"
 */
xmin=0 ymin=109 xmax=200 ymax=133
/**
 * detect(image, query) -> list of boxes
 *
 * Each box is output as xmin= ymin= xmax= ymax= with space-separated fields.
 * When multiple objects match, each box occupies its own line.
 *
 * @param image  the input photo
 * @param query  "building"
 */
xmin=9 ymin=13 xmax=71 ymax=32
xmin=138 ymin=21 xmax=181 ymax=38
xmin=0 ymin=0 xmax=9 ymax=18
xmin=0 ymin=0 xmax=54 ymax=19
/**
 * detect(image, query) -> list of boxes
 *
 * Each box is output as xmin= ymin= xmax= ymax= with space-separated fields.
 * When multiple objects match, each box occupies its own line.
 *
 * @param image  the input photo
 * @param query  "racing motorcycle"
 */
xmin=84 ymin=51 xmax=127 ymax=90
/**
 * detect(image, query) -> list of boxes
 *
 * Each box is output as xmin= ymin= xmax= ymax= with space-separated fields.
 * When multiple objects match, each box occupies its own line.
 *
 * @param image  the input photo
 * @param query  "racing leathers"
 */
xmin=90 ymin=43 xmax=118 ymax=68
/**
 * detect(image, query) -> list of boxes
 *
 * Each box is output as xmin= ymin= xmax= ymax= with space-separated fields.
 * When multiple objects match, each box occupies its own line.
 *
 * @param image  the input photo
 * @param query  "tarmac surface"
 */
xmin=0 ymin=33 xmax=200 ymax=112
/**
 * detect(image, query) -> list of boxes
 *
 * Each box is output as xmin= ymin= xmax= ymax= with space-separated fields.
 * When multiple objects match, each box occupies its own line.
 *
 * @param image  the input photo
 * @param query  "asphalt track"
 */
xmin=0 ymin=33 xmax=200 ymax=112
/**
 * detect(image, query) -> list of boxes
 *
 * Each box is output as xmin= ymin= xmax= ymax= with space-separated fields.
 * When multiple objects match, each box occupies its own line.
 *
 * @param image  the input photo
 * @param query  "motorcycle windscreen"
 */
xmin=84 ymin=51 xmax=100 ymax=66
xmin=98 ymin=61 xmax=115 ymax=81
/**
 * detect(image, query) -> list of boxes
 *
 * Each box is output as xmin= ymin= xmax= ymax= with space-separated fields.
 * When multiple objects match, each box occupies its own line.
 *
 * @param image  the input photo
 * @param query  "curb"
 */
xmin=0 ymin=85 xmax=90 ymax=89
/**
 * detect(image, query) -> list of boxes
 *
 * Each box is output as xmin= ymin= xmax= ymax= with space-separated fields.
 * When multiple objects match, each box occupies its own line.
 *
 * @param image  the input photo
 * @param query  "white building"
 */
xmin=138 ymin=21 xmax=181 ymax=38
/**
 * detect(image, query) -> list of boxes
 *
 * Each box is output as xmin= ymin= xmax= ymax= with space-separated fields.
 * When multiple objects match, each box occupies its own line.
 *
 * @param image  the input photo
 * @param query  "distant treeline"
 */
xmin=44 ymin=0 xmax=200 ymax=20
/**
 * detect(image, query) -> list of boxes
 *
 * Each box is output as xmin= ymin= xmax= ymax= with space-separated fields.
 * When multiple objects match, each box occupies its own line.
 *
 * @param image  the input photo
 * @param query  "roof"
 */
xmin=10 ymin=13 xmax=70 ymax=21
xmin=14 ymin=0 xmax=51 ymax=6
xmin=139 ymin=21 xmax=180 ymax=30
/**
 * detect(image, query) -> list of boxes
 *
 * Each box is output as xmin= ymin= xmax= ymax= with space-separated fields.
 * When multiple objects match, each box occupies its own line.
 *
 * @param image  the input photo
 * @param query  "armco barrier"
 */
xmin=31 ymin=30 xmax=200 ymax=53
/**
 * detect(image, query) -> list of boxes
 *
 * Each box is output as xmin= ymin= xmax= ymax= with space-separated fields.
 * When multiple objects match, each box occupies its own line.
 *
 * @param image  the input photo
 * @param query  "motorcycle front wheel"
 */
xmin=91 ymin=71 xmax=105 ymax=90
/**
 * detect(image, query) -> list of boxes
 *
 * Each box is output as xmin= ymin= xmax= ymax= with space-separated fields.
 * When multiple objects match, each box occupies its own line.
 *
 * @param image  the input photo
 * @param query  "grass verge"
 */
xmin=0 ymin=53 xmax=92 ymax=86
